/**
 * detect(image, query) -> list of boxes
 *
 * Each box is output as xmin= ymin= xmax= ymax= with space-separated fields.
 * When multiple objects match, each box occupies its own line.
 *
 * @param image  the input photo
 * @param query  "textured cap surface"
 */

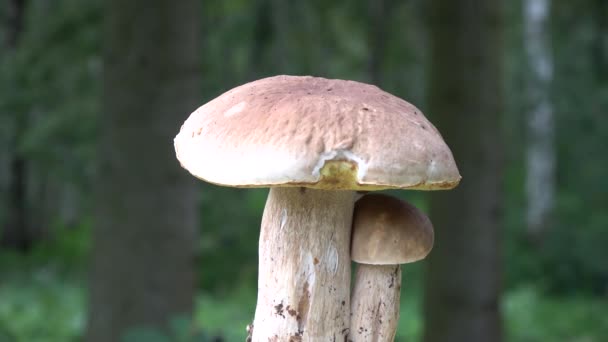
xmin=174 ymin=75 xmax=460 ymax=190
xmin=351 ymin=194 xmax=434 ymax=264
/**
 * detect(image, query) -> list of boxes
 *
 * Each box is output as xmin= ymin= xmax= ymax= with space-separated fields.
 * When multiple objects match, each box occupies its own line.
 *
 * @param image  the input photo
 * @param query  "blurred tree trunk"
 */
xmin=250 ymin=0 xmax=273 ymax=79
xmin=270 ymin=0 xmax=289 ymax=73
xmin=524 ymin=0 xmax=555 ymax=241
xmin=592 ymin=0 xmax=608 ymax=81
xmin=1 ymin=0 xmax=30 ymax=252
xmin=87 ymin=1 xmax=201 ymax=341
xmin=423 ymin=1 xmax=504 ymax=341
xmin=367 ymin=0 xmax=387 ymax=85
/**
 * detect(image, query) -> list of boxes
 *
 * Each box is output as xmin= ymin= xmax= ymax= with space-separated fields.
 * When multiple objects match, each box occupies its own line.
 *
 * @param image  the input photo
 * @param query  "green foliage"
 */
xmin=2 ymin=262 xmax=607 ymax=342
xmin=194 ymin=289 xmax=257 ymax=341
xmin=197 ymin=185 xmax=266 ymax=293
xmin=0 ymin=222 xmax=90 ymax=342
xmin=503 ymin=0 xmax=608 ymax=296
xmin=505 ymin=286 xmax=608 ymax=342
xmin=0 ymin=0 xmax=101 ymax=202
xmin=122 ymin=315 xmax=216 ymax=342
xmin=0 ymin=267 xmax=84 ymax=342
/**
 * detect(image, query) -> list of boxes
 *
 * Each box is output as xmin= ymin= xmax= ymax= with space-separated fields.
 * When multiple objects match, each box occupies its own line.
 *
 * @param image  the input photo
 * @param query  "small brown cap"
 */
xmin=351 ymin=194 xmax=434 ymax=265
xmin=174 ymin=75 xmax=460 ymax=190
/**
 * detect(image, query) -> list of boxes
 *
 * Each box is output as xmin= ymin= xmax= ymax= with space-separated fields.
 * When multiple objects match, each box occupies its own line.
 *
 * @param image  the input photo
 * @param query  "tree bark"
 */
xmin=250 ymin=0 xmax=273 ymax=79
xmin=270 ymin=0 xmax=290 ymax=73
xmin=423 ymin=1 xmax=505 ymax=342
xmin=87 ymin=1 xmax=201 ymax=341
xmin=592 ymin=0 xmax=608 ymax=81
xmin=524 ymin=0 xmax=555 ymax=241
xmin=367 ymin=0 xmax=387 ymax=86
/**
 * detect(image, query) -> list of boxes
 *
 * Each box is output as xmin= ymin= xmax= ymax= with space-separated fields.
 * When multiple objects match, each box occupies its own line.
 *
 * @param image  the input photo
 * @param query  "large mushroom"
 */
xmin=173 ymin=75 xmax=460 ymax=341
xmin=349 ymin=193 xmax=434 ymax=341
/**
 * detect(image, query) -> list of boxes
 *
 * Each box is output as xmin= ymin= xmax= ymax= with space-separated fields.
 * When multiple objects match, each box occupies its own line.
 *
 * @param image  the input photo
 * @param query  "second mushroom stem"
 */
xmin=253 ymin=187 xmax=356 ymax=341
xmin=350 ymin=264 xmax=402 ymax=341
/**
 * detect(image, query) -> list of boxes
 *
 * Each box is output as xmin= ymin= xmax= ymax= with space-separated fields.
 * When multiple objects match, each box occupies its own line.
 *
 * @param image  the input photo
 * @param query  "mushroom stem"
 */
xmin=252 ymin=187 xmax=355 ymax=341
xmin=350 ymin=264 xmax=402 ymax=342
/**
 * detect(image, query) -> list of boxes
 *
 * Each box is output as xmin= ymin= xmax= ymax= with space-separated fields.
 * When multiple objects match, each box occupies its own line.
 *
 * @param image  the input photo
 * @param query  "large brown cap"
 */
xmin=174 ymin=75 xmax=460 ymax=190
xmin=351 ymin=194 xmax=434 ymax=265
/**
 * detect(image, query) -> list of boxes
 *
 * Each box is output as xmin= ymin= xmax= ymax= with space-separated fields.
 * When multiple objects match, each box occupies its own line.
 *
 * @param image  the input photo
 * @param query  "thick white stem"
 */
xmin=253 ymin=187 xmax=355 ymax=341
xmin=349 ymin=264 xmax=401 ymax=342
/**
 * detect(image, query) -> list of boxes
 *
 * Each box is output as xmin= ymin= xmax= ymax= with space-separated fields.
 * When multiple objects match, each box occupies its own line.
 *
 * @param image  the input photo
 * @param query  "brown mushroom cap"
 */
xmin=174 ymin=75 xmax=460 ymax=190
xmin=351 ymin=193 xmax=434 ymax=265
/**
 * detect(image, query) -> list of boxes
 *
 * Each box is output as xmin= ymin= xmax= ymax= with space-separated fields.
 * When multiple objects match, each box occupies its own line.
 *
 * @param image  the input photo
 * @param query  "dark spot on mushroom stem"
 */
xmin=275 ymin=302 xmax=285 ymax=317
xmin=313 ymin=257 xmax=319 ymax=265
xmin=297 ymin=281 xmax=311 ymax=332
xmin=299 ymin=187 xmax=306 ymax=194
xmin=289 ymin=335 xmax=303 ymax=342
xmin=362 ymin=107 xmax=369 ymax=111
xmin=327 ymin=87 xmax=333 ymax=91
xmin=420 ymin=124 xmax=427 ymax=130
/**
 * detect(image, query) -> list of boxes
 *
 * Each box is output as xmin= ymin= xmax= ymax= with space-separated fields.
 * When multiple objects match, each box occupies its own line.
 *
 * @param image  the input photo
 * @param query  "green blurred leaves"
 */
xmin=0 ymin=0 xmax=101 ymax=185
xmin=0 ymin=268 xmax=84 ymax=342
xmin=122 ymin=315 xmax=216 ymax=342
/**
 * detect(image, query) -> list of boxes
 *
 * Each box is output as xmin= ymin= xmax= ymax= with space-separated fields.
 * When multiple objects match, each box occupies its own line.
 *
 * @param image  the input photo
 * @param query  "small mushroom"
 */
xmin=174 ymin=75 xmax=459 ymax=341
xmin=349 ymin=194 xmax=434 ymax=342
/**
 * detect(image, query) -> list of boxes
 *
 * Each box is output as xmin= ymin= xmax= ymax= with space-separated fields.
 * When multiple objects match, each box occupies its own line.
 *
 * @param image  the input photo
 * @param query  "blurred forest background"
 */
xmin=0 ymin=0 xmax=607 ymax=341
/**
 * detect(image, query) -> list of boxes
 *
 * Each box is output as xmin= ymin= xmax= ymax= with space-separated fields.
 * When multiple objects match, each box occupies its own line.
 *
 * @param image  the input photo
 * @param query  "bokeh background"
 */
xmin=0 ymin=0 xmax=607 ymax=341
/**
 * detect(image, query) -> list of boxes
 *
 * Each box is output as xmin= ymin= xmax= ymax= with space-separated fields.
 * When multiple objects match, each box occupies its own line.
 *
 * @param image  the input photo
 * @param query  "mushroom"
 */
xmin=173 ymin=75 xmax=460 ymax=341
xmin=349 ymin=193 xmax=434 ymax=341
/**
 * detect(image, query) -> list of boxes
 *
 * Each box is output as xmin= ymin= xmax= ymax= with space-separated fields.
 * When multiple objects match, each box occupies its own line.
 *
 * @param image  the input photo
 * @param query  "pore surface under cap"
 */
xmin=174 ymin=75 xmax=460 ymax=190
